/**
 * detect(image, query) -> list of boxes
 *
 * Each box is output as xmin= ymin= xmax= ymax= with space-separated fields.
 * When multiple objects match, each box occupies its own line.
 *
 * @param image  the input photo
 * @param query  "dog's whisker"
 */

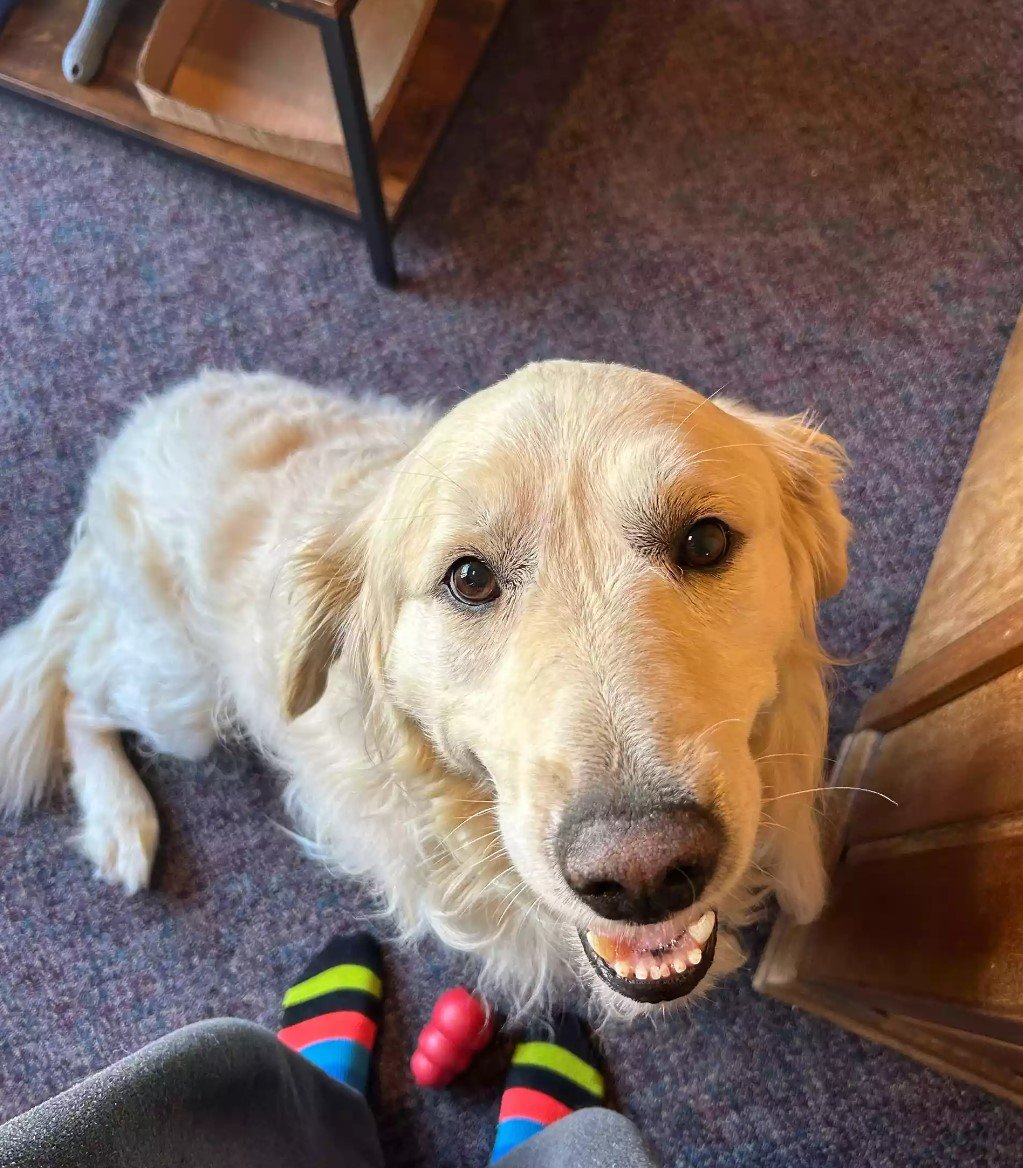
xmin=686 ymin=717 xmax=745 ymax=752
xmin=438 ymin=804 xmax=497 ymax=845
xmin=763 ymin=786 xmax=898 ymax=805
xmin=441 ymin=840 xmax=509 ymax=897
xmin=757 ymin=812 xmax=792 ymax=832
xmin=754 ymin=752 xmax=838 ymax=764
xmin=670 ymin=384 xmax=730 ymax=441
xmin=492 ymin=880 xmax=531 ymax=933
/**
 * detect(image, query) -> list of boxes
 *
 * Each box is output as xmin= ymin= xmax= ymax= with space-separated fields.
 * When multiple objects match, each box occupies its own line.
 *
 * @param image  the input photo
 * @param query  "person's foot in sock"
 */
xmin=490 ymin=1012 xmax=606 ymax=1162
xmin=277 ymin=932 xmax=383 ymax=1097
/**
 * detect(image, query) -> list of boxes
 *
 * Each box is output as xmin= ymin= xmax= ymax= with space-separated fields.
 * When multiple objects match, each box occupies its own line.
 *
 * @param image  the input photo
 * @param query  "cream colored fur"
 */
xmin=0 ymin=362 xmax=849 ymax=1017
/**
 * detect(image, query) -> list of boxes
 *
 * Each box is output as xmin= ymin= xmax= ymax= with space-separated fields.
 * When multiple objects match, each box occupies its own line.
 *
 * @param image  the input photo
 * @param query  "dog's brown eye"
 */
xmin=678 ymin=519 xmax=730 ymax=569
xmin=447 ymin=557 xmax=501 ymax=605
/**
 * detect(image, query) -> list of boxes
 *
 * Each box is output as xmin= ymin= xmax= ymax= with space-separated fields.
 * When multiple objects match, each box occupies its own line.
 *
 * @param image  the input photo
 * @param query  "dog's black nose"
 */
xmin=556 ymin=793 xmax=722 ymax=924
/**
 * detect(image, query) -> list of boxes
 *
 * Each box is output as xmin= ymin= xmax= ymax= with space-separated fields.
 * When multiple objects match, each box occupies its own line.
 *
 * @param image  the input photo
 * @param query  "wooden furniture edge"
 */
xmin=793 ymin=976 xmax=1023 ymax=1047
xmin=856 ymin=597 xmax=1023 ymax=732
xmin=761 ymin=978 xmax=1023 ymax=1108
xmin=890 ymin=305 xmax=1023 ymax=675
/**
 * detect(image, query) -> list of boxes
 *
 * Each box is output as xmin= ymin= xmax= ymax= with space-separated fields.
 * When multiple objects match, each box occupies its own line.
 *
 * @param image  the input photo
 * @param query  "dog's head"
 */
xmin=281 ymin=362 xmax=849 ymax=1014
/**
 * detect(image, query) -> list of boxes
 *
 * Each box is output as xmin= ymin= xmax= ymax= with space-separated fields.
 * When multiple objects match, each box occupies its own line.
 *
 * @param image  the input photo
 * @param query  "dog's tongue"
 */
xmin=587 ymin=910 xmax=716 ymax=982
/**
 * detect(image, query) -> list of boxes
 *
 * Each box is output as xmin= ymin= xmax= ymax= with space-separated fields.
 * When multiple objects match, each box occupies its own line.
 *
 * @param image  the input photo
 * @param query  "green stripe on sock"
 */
xmin=283 ymin=964 xmax=382 ymax=1007
xmin=511 ymin=1042 xmax=604 ymax=1098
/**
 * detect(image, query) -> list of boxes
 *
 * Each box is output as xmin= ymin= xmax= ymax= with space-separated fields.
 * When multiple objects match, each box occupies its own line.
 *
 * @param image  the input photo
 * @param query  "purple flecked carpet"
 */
xmin=2 ymin=0 xmax=1023 ymax=1163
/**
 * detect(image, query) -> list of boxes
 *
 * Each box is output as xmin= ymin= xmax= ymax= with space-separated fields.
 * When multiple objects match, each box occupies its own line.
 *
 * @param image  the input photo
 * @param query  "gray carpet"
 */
xmin=2 ymin=0 xmax=1022 ymax=1163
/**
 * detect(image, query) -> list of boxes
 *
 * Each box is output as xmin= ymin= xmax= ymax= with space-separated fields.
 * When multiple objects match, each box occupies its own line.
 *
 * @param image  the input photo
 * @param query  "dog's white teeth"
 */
xmin=587 ymin=909 xmax=717 ymax=985
xmin=586 ymin=930 xmax=606 ymax=959
xmin=689 ymin=910 xmax=716 ymax=945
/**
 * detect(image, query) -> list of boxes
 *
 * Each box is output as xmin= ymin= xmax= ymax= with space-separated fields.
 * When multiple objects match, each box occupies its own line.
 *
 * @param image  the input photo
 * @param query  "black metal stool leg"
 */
xmin=320 ymin=11 xmax=397 ymax=288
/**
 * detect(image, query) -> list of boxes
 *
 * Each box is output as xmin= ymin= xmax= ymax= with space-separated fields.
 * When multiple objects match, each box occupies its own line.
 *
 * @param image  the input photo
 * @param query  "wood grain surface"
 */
xmin=897 ymin=310 xmax=1023 ymax=673
xmin=0 ymin=0 xmax=509 ymax=218
xmin=850 ymin=663 xmax=1023 ymax=843
xmin=801 ymin=834 xmax=1023 ymax=1036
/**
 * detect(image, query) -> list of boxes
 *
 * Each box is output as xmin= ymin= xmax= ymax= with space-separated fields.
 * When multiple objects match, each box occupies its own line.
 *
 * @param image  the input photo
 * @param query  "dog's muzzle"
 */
xmin=556 ymin=790 xmax=723 ymax=1003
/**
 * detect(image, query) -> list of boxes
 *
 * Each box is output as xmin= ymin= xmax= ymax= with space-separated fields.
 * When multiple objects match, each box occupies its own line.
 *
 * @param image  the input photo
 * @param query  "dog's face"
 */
xmin=284 ymin=362 xmax=849 ymax=1013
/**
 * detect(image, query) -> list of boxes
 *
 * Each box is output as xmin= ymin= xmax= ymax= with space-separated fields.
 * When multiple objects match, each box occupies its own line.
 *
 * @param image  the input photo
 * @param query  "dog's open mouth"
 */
xmin=579 ymin=910 xmax=717 ymax=1003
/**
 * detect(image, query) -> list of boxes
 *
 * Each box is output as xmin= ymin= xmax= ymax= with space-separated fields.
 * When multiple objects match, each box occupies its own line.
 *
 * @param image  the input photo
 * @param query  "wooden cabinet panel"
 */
xmin=897 ymin=319 xmax=1023 ymax=673
xmin=758 ymin=309 xmax=1023 ymax=1106
xmin=797 ymin=835 xmax=1023 ymax=1041
xmin=906 ymin=1017 xmax=1023 ymax=1075
xmin=848 ymin=664 xmax=1023 ymax=845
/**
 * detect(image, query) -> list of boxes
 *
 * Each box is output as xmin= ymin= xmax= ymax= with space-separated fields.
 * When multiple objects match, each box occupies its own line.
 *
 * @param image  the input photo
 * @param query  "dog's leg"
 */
xmin=65 ymin=696 xmax=159 ymax=895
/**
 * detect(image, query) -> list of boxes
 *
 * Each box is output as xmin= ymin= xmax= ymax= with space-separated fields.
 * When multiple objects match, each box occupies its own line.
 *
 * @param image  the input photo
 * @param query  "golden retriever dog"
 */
xmin=0 ymin=361 xmax=848 ymax=1016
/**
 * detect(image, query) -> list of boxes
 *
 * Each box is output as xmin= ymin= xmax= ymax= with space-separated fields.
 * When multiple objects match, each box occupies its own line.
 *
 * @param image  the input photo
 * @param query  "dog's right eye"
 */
xmin=446 ymin=557 xmax=502 ymax=606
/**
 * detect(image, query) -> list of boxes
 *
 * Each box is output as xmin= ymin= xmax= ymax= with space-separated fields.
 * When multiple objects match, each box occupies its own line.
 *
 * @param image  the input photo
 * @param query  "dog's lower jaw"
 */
xmin=580 ymin=910 xmax=718 ymax=1002
xmin=579 ymin=923 xmax=745 ymax=1019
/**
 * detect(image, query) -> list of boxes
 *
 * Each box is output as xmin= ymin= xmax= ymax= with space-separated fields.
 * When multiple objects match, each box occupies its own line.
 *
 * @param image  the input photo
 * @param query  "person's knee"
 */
xmin=176 ymin=1017 xmax=276 ymax=1056
xmin=562 ymin=1108 xmax=658 ymax=1166
xmin=136 ymin=1018 xmax=285 ymax=1094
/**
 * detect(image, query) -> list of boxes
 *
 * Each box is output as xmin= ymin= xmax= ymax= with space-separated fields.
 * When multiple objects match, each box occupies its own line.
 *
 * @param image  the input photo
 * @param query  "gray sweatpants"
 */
xmin=0 ymin=1019 xmax=657 ymax=1168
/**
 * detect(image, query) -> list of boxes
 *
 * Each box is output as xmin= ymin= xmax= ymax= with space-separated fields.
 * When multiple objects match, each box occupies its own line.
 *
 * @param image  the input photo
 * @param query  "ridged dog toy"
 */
xmin=411 ymin=987 xmax=495 ymax=1088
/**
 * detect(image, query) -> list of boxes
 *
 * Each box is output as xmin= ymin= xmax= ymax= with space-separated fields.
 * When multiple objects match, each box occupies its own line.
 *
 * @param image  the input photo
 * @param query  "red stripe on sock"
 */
xmin=497 ymin=1087 xmax=572 ymax=1126
xmin=277 ymin=1011 xmax=377 ymax=1050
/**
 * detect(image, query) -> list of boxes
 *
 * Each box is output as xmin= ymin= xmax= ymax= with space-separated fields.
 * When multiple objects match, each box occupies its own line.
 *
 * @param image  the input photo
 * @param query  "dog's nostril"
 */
xmin=662 ymin=864 xmax=707 ymax=907
xmin=579 ymin=879 xmax=625 ymax=901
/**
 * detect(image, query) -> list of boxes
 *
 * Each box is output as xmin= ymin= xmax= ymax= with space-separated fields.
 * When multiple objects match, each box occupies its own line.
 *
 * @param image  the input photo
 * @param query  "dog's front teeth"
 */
xmin=689 ymin=911 xmax=716 ymax=945
xmin=587 ymin=909 xmax=716 ymax=984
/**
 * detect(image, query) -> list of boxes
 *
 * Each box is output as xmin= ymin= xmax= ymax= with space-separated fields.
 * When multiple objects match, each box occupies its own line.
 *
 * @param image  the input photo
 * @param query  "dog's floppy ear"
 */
xmin=279 ymin=528 xmax=364 ymax=720
xmin=761 ymin=413 xmax=849 ymax=921
xmin=720 ymin=402 xmax=850 ymax=600
xmin=761 ymin=412 xmax=850 ymax=600
xmin=720 ymin=403 xmax=850 ymax=923
xmin=752 ymin=641 xmax=831 ymax=924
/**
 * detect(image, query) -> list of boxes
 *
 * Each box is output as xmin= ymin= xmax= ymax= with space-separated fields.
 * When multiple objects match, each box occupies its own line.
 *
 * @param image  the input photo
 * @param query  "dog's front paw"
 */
xmin=76 ymin=802 xmax=159 ymax=895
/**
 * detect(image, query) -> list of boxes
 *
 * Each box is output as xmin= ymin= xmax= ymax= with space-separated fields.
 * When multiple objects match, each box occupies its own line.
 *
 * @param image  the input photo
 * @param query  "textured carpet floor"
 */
xmin=2 ymin=0 xmax=1023 ymax=1163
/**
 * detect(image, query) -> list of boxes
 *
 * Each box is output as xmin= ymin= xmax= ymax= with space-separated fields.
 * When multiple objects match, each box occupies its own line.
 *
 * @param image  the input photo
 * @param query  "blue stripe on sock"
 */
xmin=490 ymin=1118 xmax=546 ymax=1162
xmin=298 ymin=1037 xmax=371 ymax=1094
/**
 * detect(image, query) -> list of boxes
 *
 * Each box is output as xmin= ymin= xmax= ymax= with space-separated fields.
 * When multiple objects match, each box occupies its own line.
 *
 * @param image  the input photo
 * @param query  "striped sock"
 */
xmin=490 ymin=1013 xmax=605 ymax=1162
xmin=277 ymin=932 xmax=383 ymax=1097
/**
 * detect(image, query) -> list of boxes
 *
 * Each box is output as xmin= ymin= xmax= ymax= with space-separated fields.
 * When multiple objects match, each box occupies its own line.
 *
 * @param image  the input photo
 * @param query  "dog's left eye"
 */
xmin=677 ymin=518 xmax=731 ymax=570
xmin=446 ymin=557 xmax=502 ymax=605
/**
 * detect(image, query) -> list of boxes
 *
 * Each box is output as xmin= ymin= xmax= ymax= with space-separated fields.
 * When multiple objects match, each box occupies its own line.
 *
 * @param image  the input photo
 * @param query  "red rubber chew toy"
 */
xmin=411 ymin=987 xmax=495 ymax=1088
